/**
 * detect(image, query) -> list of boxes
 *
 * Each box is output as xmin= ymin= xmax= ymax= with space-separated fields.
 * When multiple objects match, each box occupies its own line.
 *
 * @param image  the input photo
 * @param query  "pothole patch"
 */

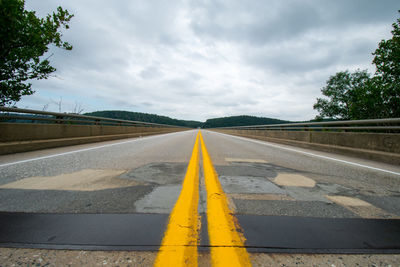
xmin=134 ymin=184 xmax=181 ymax=213
xmin=273 ymin=173 xmax=316 ymax=187
xmin=118 ymin=162 xmax=187 ymax=185
xmin=219 ymin=176 xmax=284 ymax=194
xmin=325 ymin=195 xmax=400 ymax=219
xmin=0 ymin=169 xmax=141 ymax=191
xmin=325 ymin=195 xmax=372 ymax=207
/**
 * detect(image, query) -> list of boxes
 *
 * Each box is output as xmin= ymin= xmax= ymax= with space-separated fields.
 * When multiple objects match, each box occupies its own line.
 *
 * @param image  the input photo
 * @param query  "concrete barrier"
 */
xmin=0 ymin=123 xmax=187 ymax=155
xmin=214 ymin=129 xmax=400 ymax=165
xmin=0 ymin=123 xmax=182 ymax=142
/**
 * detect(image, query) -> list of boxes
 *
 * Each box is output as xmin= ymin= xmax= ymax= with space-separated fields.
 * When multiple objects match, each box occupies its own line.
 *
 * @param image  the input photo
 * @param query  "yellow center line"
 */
xmin=155 ymin=131 xmax=251 ymax=266
xmin=154 ymin=132 xmax=200 ymax=267
xmin=200 ymin=131 xmax=252 ymax=267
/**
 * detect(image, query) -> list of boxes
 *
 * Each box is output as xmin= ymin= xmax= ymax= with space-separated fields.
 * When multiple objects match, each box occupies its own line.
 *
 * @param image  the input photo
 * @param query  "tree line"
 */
xmin=84 ymin=110 xmax=203 ymax=128
xmin=83 ymin=111 xmax=291 ymax=128
xmin=202 ymin=115 xmax=289 ymax=128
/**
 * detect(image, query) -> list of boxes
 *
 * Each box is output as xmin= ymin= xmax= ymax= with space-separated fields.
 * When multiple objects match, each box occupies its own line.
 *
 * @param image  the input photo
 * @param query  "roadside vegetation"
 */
xmin=0 ymin=0 xmax=73 ymax=106
xmin=314 ymin=11 xmax=400 ymax=120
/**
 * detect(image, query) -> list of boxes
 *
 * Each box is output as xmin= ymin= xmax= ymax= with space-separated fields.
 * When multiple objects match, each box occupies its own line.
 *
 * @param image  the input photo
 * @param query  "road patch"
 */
xmin=1 ymin=212 xmax=400 ymax=254
xmin=0 ymin=169 xmax=138 ymax=191
xmin=325 ymin=195 xmax=400 ymax=219
xmin=219 ymin=176 xmax=284 ymax=194
xmin=134 ymin=184 xmax=182 ymax=213
xmin=325 ymin=196 xmax=371 ymax=206
xmin=0 ymin=212 xmax=167 ymax=250
xmin=273 ymin=173 xmax=316 ymax=187
xmin=233 ymin=199 xmax=357 ymax=218
xmin=359 ymin=195 xmax=400 ymax=216
xmin=286 ymin=186 xmax=331 ymax=202
xmin=119 ymin=162 xmax=188 ymax=185
xmin=237 ymin=214 xmax=400 ymax=253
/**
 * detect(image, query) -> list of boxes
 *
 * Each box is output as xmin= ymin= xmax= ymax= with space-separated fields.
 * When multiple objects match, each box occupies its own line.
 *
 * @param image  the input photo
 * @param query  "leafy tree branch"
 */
xmin=0 ymin=0 xmax=73 ymax=106
xmin=314 ymin=11 xmax=400 ymax=120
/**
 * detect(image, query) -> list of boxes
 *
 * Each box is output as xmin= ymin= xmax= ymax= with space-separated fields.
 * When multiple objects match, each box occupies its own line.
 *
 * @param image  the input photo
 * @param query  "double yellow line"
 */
xmin=154 ymin=131 xmax=251 ymax=267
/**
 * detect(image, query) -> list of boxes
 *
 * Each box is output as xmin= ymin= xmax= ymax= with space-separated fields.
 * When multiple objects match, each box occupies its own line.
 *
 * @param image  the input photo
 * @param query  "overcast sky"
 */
xmin=20 ymin=0 xmax=399 ymax=122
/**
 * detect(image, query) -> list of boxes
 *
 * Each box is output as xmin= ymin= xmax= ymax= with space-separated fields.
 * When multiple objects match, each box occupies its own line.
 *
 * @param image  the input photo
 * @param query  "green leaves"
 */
xmin=0 ymin=0 xmax=73 ymax=106
xmin=372 ymin=12 xmax=400 ymax=118
xmin=373 ymin=15 xmax=400 ymax=84
xmin=314 ymin=11 xmax=400 ymax=120
xmin=313 ymin=70 xmax=372 ymax=120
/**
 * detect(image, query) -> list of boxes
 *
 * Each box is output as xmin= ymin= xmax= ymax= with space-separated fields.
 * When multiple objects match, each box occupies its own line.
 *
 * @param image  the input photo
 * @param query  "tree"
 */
xmin=314 ymin=11 xmax=400 ymax=120
xmin=0 ymin=0 xmax=73 ymax=106
xmin=372 ymin=11 xmax=400 ymax=118
xmin=313 ymin=70 xmax=373 ymax=120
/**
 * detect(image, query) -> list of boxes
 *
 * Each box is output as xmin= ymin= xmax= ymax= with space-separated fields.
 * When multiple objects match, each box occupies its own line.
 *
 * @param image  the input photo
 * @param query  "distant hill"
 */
xmin=83 ymin=111 xmax=293 ymax=128
xmin=202 ymin=115 xmax=291 ymax=128
xmin=84 ymin=110 xmax=203 ymax=128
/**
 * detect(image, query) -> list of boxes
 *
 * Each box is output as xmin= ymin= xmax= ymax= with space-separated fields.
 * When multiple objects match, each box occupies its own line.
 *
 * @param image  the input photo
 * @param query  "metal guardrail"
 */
xmin=2 ymin=107 xmax=399 ymax=131
xmin=214 ymin=118 xmax=400 ymax=132
xmin=0 ymin=107 xmax=183 ymax=128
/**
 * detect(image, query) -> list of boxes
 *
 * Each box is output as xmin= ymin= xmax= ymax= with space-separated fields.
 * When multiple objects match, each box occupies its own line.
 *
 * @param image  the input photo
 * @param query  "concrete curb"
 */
xmin=0 ymin=131 xmax=179 ymax=155
xmin=215 ymin=131 xmax=400 ymax=166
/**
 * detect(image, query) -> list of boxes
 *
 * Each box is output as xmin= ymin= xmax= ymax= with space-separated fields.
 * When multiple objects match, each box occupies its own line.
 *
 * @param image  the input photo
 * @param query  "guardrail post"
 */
xmin=56 ymin=116 xmax=64 ymax=124
xmin=343 ymin=124 xmax=349 ymax=132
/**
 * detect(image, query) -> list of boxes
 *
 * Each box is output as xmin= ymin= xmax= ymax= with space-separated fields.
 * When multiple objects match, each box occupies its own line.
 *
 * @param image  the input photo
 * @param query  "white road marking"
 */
xmin=209 ymin=131 xmax=400 ymax=176
xmin=0 ymin=131 xmax=189 ymax=168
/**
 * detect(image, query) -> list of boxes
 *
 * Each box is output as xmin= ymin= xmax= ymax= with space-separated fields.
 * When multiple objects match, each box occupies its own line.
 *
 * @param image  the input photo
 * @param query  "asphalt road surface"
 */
xmin=0 ymin=129 xmax=399 ymax=266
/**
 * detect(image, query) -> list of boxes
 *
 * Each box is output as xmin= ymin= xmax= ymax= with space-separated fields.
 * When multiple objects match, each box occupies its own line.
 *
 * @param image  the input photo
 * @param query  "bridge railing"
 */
xmin=0 ymin=107 xmax=183 ymax=128
xmin=213 ymin=118 xmax=400 ymax=132
xmin=212 ymin=118 xmax=400 ymax=164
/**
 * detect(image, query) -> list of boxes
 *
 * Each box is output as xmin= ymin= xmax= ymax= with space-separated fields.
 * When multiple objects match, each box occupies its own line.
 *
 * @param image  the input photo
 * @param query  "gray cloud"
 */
xmin=190 ymin=0 xmax=399 ymax=44
xmin=140 ymin=66 xmax=162 ymax=80
xmin=20 ymin=0 xmax=400 ymax=121
xmin=190 ymin=0 xmax=323 ymax=45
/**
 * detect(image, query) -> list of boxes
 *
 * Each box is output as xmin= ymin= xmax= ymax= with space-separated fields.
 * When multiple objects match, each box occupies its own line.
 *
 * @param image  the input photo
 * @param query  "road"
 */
xmin=0 ymin=129 xmax=399 ymax=266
